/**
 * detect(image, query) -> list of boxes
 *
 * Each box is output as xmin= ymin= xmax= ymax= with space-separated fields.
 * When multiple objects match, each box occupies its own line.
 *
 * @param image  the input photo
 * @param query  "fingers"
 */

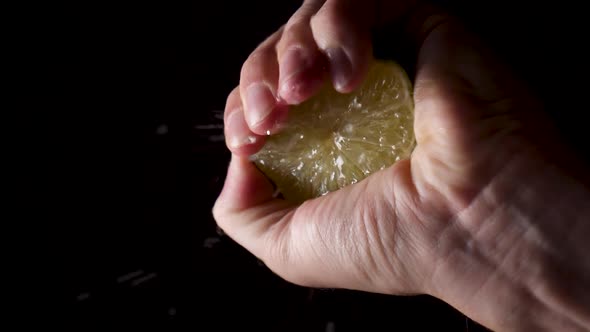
xmin=239 ymin=30 xmax=289 ymax=136
xmin=238 ymin=0 xmax=379 ymax=138
xmin=224 ymin=87 xmax=266 ymax=156
xmin=276 ymin=0 xmax=327 ymax=105
xmin=310 ymin=0 xmax=375 ymax=93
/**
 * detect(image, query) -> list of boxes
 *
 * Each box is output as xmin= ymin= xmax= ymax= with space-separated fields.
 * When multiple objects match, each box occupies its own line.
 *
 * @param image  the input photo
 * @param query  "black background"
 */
xmin=61 ymin=0 xmax=589 ymax=330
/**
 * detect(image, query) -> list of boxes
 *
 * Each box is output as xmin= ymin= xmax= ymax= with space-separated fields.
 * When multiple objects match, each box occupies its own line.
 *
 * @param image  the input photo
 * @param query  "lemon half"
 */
xmin=251 ymin=59 xmax=415 ymax=202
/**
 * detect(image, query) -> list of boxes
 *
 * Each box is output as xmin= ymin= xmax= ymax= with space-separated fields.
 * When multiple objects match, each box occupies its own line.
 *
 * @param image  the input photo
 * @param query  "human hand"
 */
xmin=213 ymin=1 xmax=590 ymax=331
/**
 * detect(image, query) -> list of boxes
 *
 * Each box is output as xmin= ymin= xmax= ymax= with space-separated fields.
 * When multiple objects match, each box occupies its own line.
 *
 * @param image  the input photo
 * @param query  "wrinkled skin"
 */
xmin=213 ymin=1 xmax=590 ymax=331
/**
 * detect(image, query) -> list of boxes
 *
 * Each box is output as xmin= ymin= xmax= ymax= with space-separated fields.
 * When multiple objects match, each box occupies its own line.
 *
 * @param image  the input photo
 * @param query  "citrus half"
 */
xmin=251 ymin=59 xmax=415 ymax=202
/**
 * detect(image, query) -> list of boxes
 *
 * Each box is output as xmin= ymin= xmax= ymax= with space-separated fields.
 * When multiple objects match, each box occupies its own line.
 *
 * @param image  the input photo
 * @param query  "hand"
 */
xmin=213 ymin=1 xmax=590 ymax=330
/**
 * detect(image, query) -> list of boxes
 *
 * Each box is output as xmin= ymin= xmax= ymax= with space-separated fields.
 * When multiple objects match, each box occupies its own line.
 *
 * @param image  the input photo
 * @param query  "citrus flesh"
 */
xmin=251 ymin=59 xmax=415 ymax=202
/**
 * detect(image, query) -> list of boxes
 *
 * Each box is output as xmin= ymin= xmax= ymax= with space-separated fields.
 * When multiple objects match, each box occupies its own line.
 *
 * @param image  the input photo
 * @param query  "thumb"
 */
xmin=401 ymin=3 xmax=546 ymax=195
xmin=212 ymin=154 xmax=294 ymax=246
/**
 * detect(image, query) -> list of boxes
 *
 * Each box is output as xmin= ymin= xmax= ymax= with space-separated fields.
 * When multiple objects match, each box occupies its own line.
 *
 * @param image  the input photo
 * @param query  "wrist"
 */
xmin=429 ymin=148 xmax=590 ymax=331
xmin=504 ymin=152 xmax=590 ymax=331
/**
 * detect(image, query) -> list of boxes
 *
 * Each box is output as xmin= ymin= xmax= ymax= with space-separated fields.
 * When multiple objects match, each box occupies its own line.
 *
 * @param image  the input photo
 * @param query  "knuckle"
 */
xmin=211 ymin=203 xmax=232 ymax=238
xmin=223 ymin=88 xmax=241 ymax=121
xmin=312 ymin=5 xmax=345 ymax=30
xmin=226 ymin=86 xmax=240 ymax=104
xmin=285 ymin=15 xmax=307 ymax=32
xmin=322 ymin=7 xmax=345 ymax=27
xmin=211 ymin=200 xmax=224 ymax=224
xmin=310 ymin=14 xmax=349 ymax=47
xmin=241 ymin=48 xmax=274 ymax=77
xmin=286 ymin=0 xmax=321 ymax=31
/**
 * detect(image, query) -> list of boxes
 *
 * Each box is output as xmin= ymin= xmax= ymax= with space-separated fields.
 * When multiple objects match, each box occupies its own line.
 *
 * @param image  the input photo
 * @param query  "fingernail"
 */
xmin=325 ymin=47 xmax=352 ymax=92
xmin=279 ymin=49 xmax=307 ymax=102
xmin=280 ymin=48 xmax=308 ymax=83
xmin=226 ymin=109 xmax=259 ymax=149
xmin=245 ymin=83 xmax=276 ymax=128
xmin=279 ymin=76 xmax=307 ymax=105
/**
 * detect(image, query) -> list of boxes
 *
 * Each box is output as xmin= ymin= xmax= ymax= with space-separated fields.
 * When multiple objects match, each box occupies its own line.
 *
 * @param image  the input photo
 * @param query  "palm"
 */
xmin=373 ymin=20 xmax=543 ymax=291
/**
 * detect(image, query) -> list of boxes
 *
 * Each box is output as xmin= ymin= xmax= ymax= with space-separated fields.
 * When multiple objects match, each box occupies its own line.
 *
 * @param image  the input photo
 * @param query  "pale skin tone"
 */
xmin=213 ymin=0 xmax=590 ymax=331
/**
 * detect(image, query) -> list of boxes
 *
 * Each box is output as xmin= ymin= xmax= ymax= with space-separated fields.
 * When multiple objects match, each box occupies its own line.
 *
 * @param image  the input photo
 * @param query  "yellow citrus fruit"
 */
xmin=251 ymin=59 xmax=415 ymax=202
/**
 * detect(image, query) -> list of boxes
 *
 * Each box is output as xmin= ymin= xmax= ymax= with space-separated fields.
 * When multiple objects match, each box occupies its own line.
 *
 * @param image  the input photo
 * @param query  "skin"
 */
xmin=213 ymin=0 xmax=590 ymax=330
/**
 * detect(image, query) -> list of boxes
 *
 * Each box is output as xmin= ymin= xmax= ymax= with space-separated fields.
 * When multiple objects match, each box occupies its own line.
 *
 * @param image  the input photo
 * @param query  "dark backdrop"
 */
xmin=64 ymin=1 xmax=588 ymax=330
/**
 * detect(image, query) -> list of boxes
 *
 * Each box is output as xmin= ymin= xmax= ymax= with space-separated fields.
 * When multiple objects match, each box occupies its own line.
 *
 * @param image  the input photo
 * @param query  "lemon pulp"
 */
xmin=251 ymin=59 xmax=415 ymax=202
